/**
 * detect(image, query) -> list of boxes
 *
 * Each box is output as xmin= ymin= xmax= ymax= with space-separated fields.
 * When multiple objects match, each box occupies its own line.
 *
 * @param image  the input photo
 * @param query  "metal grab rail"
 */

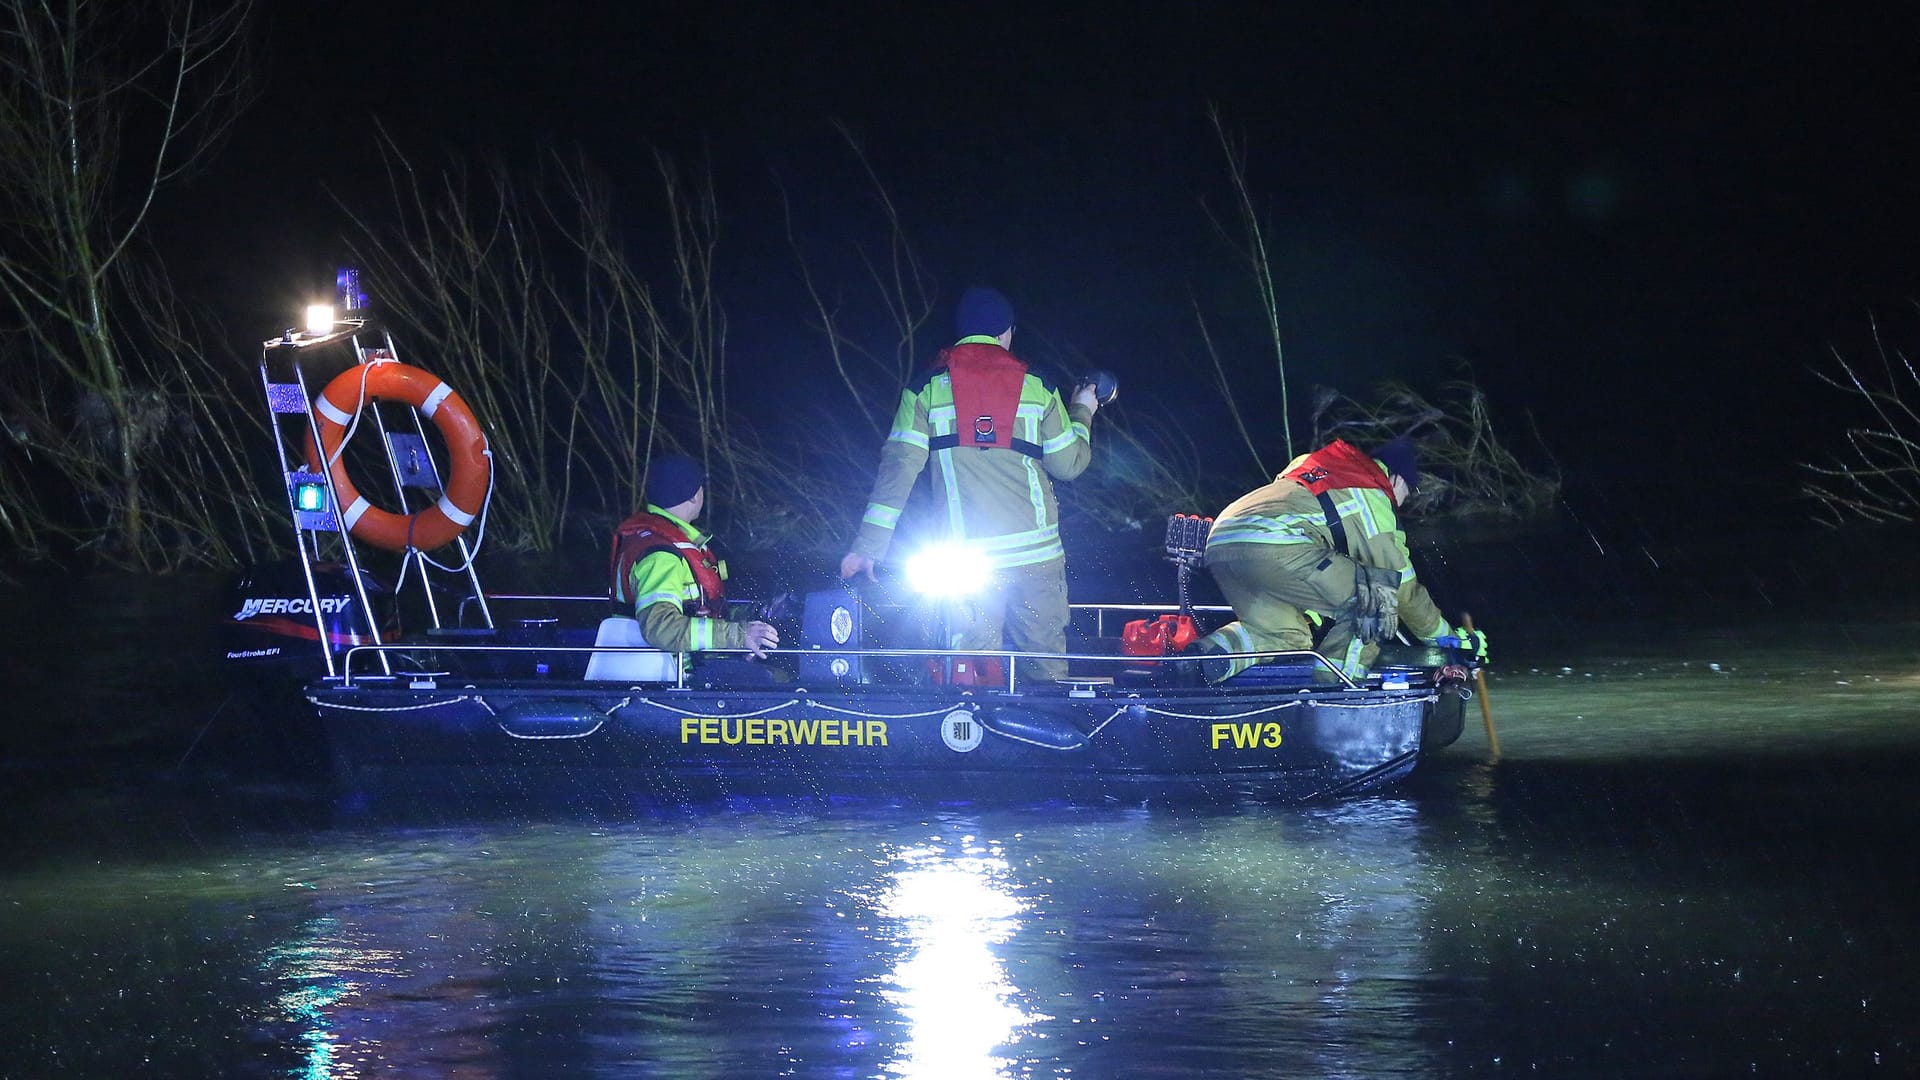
xmin=458 ymin=594 xmax=1240 ymax=638
xmin=457 ymin=593 xmax=608 ymax=627
xmin=456 ymin=593 xmax=765 ymax=627
xmin=1069 ymin=602 xmax=1235 ymax=638
xmin=334 ymin=641 xmax=1356 ymax=692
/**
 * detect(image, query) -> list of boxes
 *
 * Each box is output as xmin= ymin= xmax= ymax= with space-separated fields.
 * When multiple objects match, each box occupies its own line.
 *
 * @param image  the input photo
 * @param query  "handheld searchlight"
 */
xmin=1077 ymin=369 xmax=1119 ymax=407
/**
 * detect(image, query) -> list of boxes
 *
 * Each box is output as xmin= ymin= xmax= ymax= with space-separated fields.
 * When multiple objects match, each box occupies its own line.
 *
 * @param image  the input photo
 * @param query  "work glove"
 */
xmin=1435 ymin=626 xmax=1489 ymax=659
xmin=1349 ymin=564 xmax=1400 ymax=644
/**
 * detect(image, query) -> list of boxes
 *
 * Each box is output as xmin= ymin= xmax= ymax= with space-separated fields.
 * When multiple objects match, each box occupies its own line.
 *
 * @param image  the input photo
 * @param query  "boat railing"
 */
xmin=331 ymin=641 xmax=1359 ymax=692
xmin=460 ymin=594 xmax=1236 ymax=633
xmin=1069 ymin=602 xmax=1234 ymax=638
xmin=458 ymin=593 xmax=608 ymax=627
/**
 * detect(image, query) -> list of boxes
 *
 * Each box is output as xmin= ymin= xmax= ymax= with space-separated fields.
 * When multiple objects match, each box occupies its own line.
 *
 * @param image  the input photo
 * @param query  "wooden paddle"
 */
xmin=1462 ymin=612 xmax=1501 ymax=758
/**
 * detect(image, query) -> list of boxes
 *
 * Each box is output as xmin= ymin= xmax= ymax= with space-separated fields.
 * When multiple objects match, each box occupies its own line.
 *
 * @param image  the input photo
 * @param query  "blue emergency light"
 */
xmin=336 ymin=266 xmax=368 ymax=311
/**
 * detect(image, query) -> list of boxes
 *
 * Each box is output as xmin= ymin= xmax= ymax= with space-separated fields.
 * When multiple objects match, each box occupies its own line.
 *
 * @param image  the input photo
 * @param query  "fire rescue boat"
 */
xmin=226 ymin=289 xmax=1472 ymax=805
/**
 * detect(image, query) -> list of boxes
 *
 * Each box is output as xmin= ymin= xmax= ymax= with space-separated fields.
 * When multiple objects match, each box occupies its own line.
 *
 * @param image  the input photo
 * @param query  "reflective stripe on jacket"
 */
xmin=852 ymin=338 xmax=1093 ymax=569
xmin=1204 ymin=447 xmax=1445 ymax=642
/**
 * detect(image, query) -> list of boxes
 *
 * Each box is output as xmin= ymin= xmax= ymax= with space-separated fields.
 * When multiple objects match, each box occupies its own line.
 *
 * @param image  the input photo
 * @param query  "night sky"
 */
xmin=156 ymin=3 xmax=1920 ymax=506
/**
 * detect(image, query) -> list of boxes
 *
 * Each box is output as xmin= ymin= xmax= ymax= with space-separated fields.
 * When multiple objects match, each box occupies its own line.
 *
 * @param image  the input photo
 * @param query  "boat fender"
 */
xmin=1422 ymin=693 xmax=1467 ymax=751
xmin=496 ymin=699 xmax=605 ymax=740
xmin=978 ymin=710 xmax=1089 ymax=751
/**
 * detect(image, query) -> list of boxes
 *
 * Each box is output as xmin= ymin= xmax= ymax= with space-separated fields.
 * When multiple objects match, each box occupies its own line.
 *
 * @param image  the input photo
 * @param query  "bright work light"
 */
xmin=305 ymin=305 xmax=334 ymax=335
xmin=905 ymin=543 xmax=992 ymax=597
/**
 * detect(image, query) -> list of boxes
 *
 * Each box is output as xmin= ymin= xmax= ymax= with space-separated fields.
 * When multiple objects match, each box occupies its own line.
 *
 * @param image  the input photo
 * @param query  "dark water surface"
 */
xmin=2 ymin=522 xmax=1917 ymax=1077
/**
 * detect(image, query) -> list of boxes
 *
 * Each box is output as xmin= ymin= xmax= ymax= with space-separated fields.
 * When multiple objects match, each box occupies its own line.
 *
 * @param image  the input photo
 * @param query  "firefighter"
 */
xmin=610 ymin=453 xmax=779 ymax=660
xmin=1193 ymin=437 xmax=1487 ymax=682
xmin=839 ymin=286 xmax=1101 ymax=681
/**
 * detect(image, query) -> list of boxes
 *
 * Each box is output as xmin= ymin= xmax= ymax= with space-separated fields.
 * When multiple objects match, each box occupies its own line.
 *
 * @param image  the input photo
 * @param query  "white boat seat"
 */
xmin=584 ymin=616 xmax=680 ymax=682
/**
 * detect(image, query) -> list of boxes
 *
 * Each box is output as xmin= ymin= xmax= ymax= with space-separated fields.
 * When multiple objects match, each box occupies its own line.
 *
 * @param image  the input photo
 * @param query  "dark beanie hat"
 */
xmin=954 ymin=286 xmax=1015 ymax=338
xmin=1372 ymin=437 xmax=1421 ymax=492
xmin=645 ymin=453 xmax=705 ymax=508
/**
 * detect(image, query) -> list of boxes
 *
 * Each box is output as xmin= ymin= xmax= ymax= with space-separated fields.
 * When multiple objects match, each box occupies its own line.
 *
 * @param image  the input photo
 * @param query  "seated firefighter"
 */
xmin=1192 ymin=437 xmax=1487 ymax=682
xmin=608 ymin=453 xmax=779 ymax=662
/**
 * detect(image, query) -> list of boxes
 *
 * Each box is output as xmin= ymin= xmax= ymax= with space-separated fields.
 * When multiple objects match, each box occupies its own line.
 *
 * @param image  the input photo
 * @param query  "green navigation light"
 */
xmin=295 ymin=481 xmax=328 ymax=513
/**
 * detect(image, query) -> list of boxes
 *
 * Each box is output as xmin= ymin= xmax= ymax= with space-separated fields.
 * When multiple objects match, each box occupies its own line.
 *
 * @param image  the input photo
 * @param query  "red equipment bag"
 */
xmin=1121 ymin=614 xmax=1199 ymax=660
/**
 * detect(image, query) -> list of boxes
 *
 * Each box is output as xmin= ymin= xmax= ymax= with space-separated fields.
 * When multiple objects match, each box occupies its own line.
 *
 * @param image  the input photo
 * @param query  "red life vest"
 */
xmin=608 ymin=510 xmax=727 ymax=616
xmin=1283 ymin=440 xmax=1398 ymax=503
xmin=1282 ymin=440 xmax=1400 ymax=558
xmin=930 ymin=342 xmax=1041 ymax=458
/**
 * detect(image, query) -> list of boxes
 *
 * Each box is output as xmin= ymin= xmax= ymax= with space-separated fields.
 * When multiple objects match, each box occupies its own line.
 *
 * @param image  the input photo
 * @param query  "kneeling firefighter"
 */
xmin=1192 ymin=437 xmax=1487 ymax=682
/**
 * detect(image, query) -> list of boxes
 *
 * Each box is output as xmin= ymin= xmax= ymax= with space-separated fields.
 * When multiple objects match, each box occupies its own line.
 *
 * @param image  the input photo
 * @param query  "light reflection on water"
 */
xmin=0 ymin=805 xmax=1457 ymax=1078
xmin=876 ymin=838 xmax=1040 ymax=1079
xmin=2 ymin=568 xmax=1919 ymax=1075
xmin=267 ymin=917 xmax=402 ymax=1080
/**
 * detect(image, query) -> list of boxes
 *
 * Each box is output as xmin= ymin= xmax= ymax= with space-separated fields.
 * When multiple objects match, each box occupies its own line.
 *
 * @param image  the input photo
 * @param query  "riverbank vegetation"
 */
xmin=1188 ymin=113 xmax=1557 ymax=522
xmin=0 ymin=0 xmax=275 ymax=573
xmin=1803 ymin=315 xmax=1920 ymax=524
xmin=338 ymin=136 xmax=826 ymax=556
xmin=1306 ymin=380 xmax=1561 ymax=519
xmin=1 ymin=4 xmax=1555 ymax=575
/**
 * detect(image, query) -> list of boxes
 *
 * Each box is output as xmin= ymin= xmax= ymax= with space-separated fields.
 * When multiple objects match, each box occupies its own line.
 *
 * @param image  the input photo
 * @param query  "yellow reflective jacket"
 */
xmin=1205 ymin=460 xmax=1447 ymax=642
xmin=851 ymin=339 xmax=1094 ymax=569
xmin=617 ymin=506 xmax=749 ymax=653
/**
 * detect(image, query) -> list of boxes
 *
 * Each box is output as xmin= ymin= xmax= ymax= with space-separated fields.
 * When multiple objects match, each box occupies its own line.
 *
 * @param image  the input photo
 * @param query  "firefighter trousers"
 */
xmin=948 ymin=556 xmax=1070 ymax=682
xmin=1196 ymin=542 xmax=1379 ymax=680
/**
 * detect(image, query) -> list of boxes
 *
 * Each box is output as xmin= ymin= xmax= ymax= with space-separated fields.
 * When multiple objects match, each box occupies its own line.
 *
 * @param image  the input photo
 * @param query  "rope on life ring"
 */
xmin=303 ymin=361 xmax=492 ymax=553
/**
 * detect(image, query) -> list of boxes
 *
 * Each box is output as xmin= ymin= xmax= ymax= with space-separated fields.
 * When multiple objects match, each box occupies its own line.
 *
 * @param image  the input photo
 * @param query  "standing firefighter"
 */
xmin=839 ymin=286 xmax=1103 ymax=681
xmin=1194 ymin=437 xmax=1487 ymax=681
xmin=610 ymin=453 xmax=779 ymax=660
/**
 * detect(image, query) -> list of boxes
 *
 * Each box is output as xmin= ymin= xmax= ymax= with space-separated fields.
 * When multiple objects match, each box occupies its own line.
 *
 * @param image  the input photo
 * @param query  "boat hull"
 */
xmin=309 ymin=678 xmax=1434 ymax=804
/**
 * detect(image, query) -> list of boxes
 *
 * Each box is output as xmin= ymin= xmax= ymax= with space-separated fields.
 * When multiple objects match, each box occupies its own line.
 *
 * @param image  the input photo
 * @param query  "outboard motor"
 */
xmin=221 ymin=560 xmax=391 ymax=680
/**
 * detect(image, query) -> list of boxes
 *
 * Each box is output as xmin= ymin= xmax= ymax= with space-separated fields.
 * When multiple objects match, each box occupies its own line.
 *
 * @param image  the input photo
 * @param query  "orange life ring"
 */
xmin=303 ymin=361 xmax=491 ymax=553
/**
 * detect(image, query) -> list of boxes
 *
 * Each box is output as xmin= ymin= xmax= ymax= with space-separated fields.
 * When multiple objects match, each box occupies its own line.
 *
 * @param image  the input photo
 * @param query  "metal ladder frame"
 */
xmin=257 ymin=312 xmax=494 ymax=677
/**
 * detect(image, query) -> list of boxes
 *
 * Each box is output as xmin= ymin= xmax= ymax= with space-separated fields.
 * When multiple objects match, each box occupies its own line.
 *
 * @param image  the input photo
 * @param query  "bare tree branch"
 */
xmin=0 ymin=0 xmax=258 ymax=566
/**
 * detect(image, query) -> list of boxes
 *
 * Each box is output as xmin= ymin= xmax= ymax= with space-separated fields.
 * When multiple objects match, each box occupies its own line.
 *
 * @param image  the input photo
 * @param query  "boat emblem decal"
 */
xmin=941 ymin=709 xmax=983 ymax=753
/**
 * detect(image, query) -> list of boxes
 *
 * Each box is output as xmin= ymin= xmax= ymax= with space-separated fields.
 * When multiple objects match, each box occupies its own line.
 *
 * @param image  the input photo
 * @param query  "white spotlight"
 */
xmin=905 ymin=543 xmax=992 ymax=597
